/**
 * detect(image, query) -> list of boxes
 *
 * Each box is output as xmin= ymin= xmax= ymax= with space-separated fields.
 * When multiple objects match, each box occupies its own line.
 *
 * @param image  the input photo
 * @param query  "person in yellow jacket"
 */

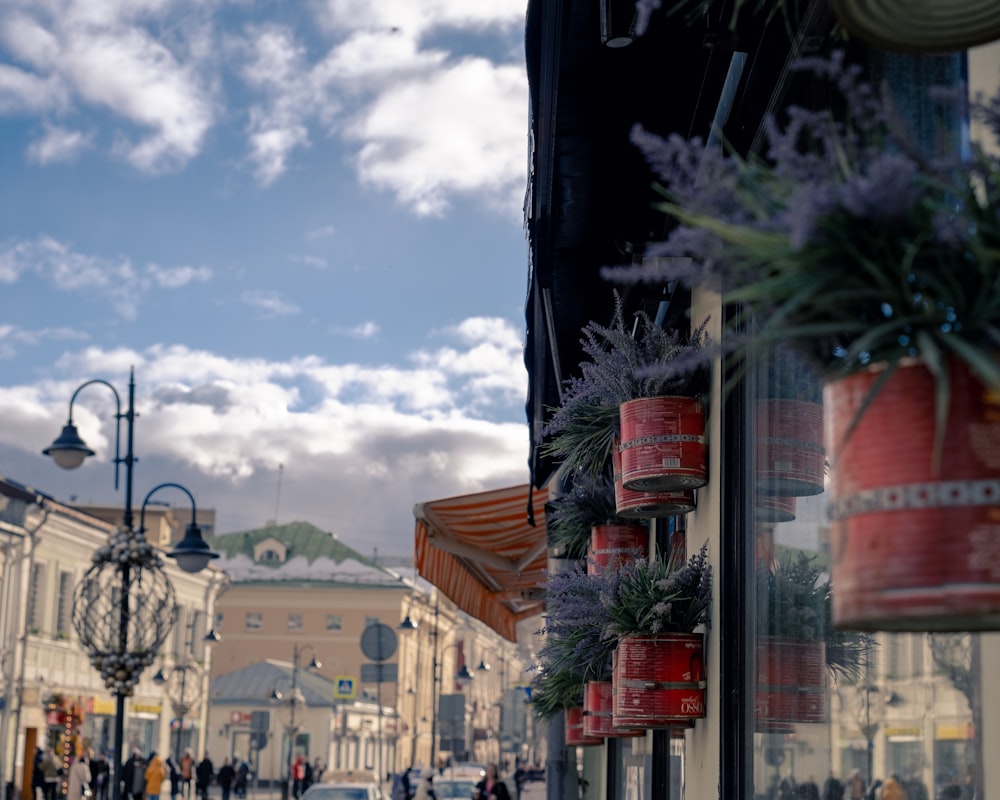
xmin=145 ymin=753 xmax=167 ymax=800
xmin=880 ymin=775 xmax=908 ymax=800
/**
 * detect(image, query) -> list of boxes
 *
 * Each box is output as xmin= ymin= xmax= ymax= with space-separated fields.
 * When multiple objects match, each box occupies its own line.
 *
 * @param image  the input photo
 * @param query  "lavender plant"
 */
xmin=603 ymin=52 xmax=1000 ymax=460
xmin=530 ymin=563 xmax=620 ymax=719
xmin=757 ymin=552 xmax=874 ymax=682
xmin=603 ymin=542 xmax=713 ymax=637
xmin=542 ymin=291 xmax=710 ymax=477
xmin=547 ymin=470 xmax=644 ymax=560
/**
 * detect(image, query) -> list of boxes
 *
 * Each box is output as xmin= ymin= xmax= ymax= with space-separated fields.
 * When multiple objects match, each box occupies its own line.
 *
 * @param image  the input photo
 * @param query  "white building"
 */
xmin=0 ymin=477 xmax=225 ymax=800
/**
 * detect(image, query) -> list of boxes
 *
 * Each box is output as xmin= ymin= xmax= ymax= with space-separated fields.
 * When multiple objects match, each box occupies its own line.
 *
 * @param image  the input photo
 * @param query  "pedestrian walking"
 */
xmin=234 ymin=760 xmax=249 ymax=800
xmin=67 ymin=752 xmax=92 ymax=800
xmin=474 ymin=765 xmax=510 ymax=800
xmin=196 ymin=754 xmax=214 ymax=800
xmin=166 ymin=757 xmax=182 ymax=800
xmin=145 ymin=753 xmax=166 ymax=800
xmin=180 ymin=752 xmax=195 ymax=800
xmin=41 ymin=748 xmax=61 ymax=800
xmin=217 ymin=759 xmax=236 ymax=800
xmin=123 ymin=750 xmax=147 ymax=800
xmin=90 ymin=752 xmax=110 ymax=800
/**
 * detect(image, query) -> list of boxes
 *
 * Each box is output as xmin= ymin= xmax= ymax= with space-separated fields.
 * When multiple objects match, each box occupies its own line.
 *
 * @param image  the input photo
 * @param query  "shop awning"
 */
xmin=414 ymin=484 xmax=549 ymax=643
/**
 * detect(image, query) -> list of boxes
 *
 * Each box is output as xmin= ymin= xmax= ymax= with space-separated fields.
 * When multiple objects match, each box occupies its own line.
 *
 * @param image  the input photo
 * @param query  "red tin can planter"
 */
xmin=619 ymin=397 xmax=708 ymax=492
xmin=613 ymin=633 xmax=706 ymax=728
xmin=754 ymin=493 xmax=796 ymax=524
xmin=613 ymin=442 xmax=696 ymax=518
xmin=755 ymin=399 xmax=826 ymax=497
xmin=582 ymin=682 xmax=644 ymax=739
xmin=755 ymin=637 xmax=827 ymax=725
xmin=588 ymin=524 xmax=648 ymax=575
xmin=827 ymin=357 xmax=1000 ymax=631
xmin=564 ymin=706 xmax=603 ymax=746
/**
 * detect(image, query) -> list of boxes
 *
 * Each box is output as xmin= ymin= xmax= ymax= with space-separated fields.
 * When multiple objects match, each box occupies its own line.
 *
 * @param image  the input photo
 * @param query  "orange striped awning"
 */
xmin=414 ymin=484 xmax=549 ymax=643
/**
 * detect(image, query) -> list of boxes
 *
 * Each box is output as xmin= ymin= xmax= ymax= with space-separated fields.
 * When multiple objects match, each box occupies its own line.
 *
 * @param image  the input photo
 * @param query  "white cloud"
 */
xmin=0 ymin=237 xmax=214 ymax=318
xmin=148 ymin=263 xmax=212 ymax=288
xmin=348 ymin=322 xmax=379 ymax=339
xmin=290 ymin=255 xmax=329 ymax=269
xmin=0 ymin=63 xmax=67 ymax=113
xmin=69 ymin=27 xmax=214 ymax=172
xmin=2 ymin=2 xmax=216 ymax=172
xmin=347 ymin=57 xmax=528 ymax=216
xmin=26 ymin=123 xmax=91 ymax=164
xmin=2 ymin=0 xmax=529 ymax=215
xmin=241 ymin=290 xmax=301 ymax=317
xmin=239 ymin=24 xmax=337 ymax=185
xmin=0 ymin=329 xmax=530 ymax=550
xmin=0 ymin=324 xmax=88 ymax=360
xmin=306 ymin=225 xmax=336 ymax=240
xmin=316 ymin=0 xmax=526 ymax=38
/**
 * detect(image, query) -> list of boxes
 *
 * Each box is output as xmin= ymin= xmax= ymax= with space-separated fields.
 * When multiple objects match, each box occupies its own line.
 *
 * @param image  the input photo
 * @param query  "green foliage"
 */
xmin=614 ymin=54 xmax=1000 ymax=466
xmin=542 ymin=291 xmax=711 ymax=476
xmin=757 ymin=552 xmax=874 ymax=682
xmin=603 ymin=542 xmax=713 ymax=637
xmin=758 ymin=346 xmax=823 ymax=403
xmin=547 ymin=471 xmax=643 ymax=560
xmin=528 ymin=665 xmax=585 ymax=720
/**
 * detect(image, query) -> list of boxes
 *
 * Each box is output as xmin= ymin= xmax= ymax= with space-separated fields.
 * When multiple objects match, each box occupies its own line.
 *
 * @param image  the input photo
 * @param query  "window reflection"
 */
xmin=752 ymin=366 xmax=985 ymax=800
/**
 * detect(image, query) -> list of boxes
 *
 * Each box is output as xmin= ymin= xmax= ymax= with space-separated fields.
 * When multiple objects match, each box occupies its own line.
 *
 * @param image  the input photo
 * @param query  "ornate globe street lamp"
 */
xmin=43 ymin=368 xmax=219 ymax=800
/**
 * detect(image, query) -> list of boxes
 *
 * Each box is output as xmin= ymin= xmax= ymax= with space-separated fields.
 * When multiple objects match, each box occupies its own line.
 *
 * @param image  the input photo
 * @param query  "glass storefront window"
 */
xmin=749 ymin=360 xmax=989 ymax=800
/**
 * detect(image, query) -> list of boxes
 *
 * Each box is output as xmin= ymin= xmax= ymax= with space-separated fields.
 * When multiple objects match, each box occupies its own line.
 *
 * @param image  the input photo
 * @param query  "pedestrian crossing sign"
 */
xmin=335 ymin=676 xmax=357 ymax=699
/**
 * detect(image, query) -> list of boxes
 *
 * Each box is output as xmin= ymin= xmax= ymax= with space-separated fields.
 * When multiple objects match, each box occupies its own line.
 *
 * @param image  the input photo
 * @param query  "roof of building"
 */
xmin=210 ymin=658 xmax=337 ymax=706
xmin=211 ymin=521 xmax=407 ymax=587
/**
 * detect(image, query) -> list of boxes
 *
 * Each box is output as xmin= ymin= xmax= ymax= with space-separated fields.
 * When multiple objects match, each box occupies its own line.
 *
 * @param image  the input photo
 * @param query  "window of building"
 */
xmin=260 ymin=549 xmax=282 ymax=562
xmin=28 ymin=563 xmax=45 ymax=634
xmin=326 ymin=615 xmax=342 ymax=631
xmin=55 ymin=571 xmax=72 ymax=639
xmin=288 ymin=614 xmax=304 ymax=631
xmin=246 ymin=612 xmax=263 ymax=631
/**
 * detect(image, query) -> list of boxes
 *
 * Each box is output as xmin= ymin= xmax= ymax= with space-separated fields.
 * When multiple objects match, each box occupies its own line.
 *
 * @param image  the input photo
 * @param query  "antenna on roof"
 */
xmin=273 ymin=463 xmax=284 ymax=526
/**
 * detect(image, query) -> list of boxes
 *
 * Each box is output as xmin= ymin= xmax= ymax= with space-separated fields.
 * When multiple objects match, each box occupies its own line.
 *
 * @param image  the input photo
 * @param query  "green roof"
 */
xmin=212 ymin=521 xmax=385 ymax=569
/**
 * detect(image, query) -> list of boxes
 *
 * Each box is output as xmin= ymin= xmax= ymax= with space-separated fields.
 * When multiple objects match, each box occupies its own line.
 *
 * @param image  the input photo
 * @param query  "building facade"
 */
xmin=0 ymin=478 xmax=224 ymax=799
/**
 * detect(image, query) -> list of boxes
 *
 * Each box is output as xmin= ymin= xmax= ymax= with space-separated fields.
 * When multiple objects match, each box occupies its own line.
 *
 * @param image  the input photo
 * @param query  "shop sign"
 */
xmin=131 ymin=703 xmax=162 ymax=714
xmin=936 ymin=723 xmax=975 ymax=740
xmin=93 ymin=698 xmax=116 ymax=715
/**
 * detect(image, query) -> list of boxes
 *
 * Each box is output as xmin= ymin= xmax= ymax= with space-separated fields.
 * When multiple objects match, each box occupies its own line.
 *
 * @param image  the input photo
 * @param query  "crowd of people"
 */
xmin=764 ymin=769 xmax=976 ymax=800
xmin=290 ymin=755 xmax=327 ymax=799
xmin=30 ymin=748 xmax=256 ymax=800
xmin=391 ymin=761 xmax=528 ymax=800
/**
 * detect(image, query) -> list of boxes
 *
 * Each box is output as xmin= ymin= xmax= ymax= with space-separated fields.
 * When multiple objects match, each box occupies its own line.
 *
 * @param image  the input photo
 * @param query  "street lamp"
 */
xmin=858 ymin=684 xmax=884 ymax=784
xmin=272 ymin=645 xmax=320 ymax=800
xmin=398 ymin=614 xmax=421 ymax=768
xmin=397 ymin=601 xmax=478 ymax=768
xmin=43 ymin=368 xmax=219 ymax=800
xmin=153 ymin=611 xmax=220 ymax=766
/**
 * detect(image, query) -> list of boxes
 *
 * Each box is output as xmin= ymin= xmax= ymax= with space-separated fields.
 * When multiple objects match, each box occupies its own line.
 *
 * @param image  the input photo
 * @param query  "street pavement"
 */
xmin=238 ymin=777 xmax=546 ymax=800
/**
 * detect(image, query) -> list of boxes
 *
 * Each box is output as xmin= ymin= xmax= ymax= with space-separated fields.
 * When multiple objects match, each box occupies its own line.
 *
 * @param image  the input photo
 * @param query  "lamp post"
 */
xmin=271 ymin=645 xmax=320 ymax=800
xmin=43 ymin=368 xmax=219 ymax=800
xmin=439 ymin=644 xmax=474 ymax=763
xmin=858 ymin=684 xmax=882 ymax=784
xmin=397 ymin=614 xmax=420 ymax=768
xmin=153 ymin=611 xmax=220 ymax=766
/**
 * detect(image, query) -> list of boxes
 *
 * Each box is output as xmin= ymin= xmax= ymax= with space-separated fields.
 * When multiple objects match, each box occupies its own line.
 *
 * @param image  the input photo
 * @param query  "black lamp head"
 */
xmin=43 ymin=423 xmax=95 ymax=470
xmin=168 ymin=523 xmax=220 ymax=574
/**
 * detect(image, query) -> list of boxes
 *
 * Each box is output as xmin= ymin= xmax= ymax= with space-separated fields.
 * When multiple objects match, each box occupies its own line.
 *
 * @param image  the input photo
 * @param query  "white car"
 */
xmin=432 ymin=779 xmax=479 ymax=800
xmin=302 ymin=772 xmax=383 ymax=800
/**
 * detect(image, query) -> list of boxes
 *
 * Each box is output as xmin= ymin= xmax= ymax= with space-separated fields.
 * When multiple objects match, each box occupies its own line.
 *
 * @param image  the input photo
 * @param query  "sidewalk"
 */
xmin=520 ymin=780 xmax=546 ymax=800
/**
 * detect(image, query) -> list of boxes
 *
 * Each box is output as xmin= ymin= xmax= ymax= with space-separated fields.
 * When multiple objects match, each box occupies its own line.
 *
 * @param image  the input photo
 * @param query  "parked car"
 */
xmin=301 ymin=770 xmax=383 ymax=800
xmin=432 ymin=780 xmax=478 ymax=800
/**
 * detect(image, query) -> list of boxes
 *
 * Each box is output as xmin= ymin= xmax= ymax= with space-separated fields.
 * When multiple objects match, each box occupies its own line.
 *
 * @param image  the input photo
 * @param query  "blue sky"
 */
xmin=0 ymin=0 xmax=534 ymax=555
